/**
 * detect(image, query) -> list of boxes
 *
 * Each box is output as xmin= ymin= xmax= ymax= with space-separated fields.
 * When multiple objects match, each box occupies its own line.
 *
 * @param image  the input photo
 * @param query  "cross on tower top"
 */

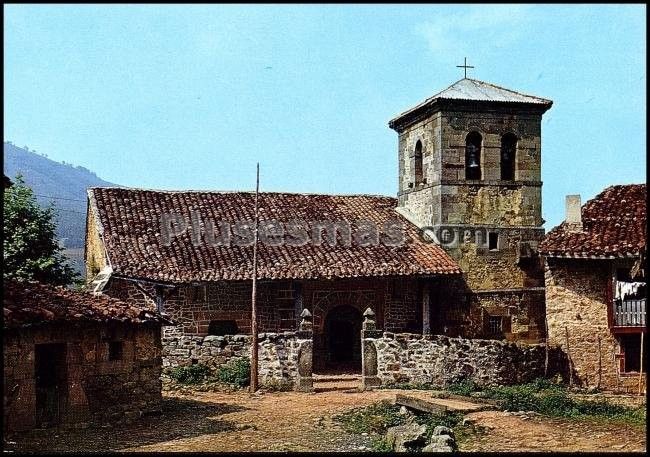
xmin=456 ymin=57 xmax=474 ymax=78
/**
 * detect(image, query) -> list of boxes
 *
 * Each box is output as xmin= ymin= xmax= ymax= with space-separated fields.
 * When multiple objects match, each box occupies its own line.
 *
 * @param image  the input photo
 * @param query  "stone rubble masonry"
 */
xmin=545 ymin=257 xmax=643 ymax=393
xmin=362 ymin=332 xmax=560 ymax=387
xmin=162 ymin=331 xmax=313 ymax=388
xmin=3 ymin=323 xmax=163 ymax=432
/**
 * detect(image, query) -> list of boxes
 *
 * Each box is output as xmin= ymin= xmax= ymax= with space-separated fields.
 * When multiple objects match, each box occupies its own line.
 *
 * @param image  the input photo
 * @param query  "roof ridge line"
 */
xmin=88 ymin=187 xmax=395 ymax=199
xmin=462 ymin=77 xmax=552 ymax=102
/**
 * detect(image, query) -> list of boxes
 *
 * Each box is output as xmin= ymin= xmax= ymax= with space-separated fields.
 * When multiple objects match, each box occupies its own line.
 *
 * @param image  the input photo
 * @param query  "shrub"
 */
xmin=529 ymin=377 xmax=558 ymax=391
xmin=168 ymin=363 xmax=211 ymax=384
xmin=446 ymin=379 xmax=478 ymax=396
xmin=536 ymin=389 xmax=576 ymax=416
xmin=216 ymin=357 xmax=251 ymax=388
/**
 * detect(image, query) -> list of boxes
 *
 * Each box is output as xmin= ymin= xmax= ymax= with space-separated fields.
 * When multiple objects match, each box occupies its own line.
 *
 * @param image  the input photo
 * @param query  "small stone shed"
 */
xmin=3 ymin=279 xmax=171 ymax=432
xmin=540 ymin=184 xmax=646 ymax=392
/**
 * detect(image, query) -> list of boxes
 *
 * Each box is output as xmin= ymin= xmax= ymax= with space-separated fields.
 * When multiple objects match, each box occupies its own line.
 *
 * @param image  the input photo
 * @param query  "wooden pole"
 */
xmin=565 ymin=326 xmax=573 ymax=387
xmin=544 ymin=313 xmax=550 ymax=378
xmin=638 ymin=332 xmax=645 ymax=396
xmin=422 ymin=282 xmax=431 ymax=336
xmin=597 ymin=336 xmax=602 ymax=390
xmin=250 ymin=163 xmax=260 ymax=393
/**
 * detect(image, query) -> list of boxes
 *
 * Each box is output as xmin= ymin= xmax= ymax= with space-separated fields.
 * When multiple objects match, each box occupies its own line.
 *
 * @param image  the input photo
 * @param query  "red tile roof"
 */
xmin=88 ymin=188 xmax=461 ymax=283
xmin=3 ymin=279 xmax=171 ymax=329
xmin=540 ymin=184 xmax=646 ymax=258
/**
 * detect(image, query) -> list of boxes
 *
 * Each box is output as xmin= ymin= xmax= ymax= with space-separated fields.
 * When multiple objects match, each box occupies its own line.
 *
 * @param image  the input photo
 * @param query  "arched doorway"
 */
xmin=322 ymin=305 xmax=362 ymax=373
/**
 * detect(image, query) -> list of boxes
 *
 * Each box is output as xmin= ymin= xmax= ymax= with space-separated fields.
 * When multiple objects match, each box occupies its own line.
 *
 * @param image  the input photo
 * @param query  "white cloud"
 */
xmin=416 ymin=5 xmax=535 ymax=55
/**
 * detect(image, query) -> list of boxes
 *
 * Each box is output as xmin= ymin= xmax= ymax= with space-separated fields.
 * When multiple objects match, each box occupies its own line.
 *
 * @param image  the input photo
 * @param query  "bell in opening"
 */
xmin=465 ymin=132 xmax=482 ymax=180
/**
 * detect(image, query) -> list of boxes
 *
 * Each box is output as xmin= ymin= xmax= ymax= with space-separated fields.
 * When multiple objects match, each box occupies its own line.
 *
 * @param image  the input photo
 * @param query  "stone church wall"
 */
xmin=104 ymin=276 xmax=423 ymax=338
xmin=105 ymin=274 xmax=544 ymax=346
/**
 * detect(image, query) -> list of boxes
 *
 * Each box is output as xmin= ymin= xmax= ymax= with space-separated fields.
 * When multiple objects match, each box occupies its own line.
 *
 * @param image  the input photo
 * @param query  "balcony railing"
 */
xmin=613 ymin=298 xmax=646 ymax=327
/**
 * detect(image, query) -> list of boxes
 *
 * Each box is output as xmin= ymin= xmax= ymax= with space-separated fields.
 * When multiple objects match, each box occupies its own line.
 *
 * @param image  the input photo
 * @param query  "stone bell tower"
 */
xmin=389 ymin=77 xmax=553 ymax=341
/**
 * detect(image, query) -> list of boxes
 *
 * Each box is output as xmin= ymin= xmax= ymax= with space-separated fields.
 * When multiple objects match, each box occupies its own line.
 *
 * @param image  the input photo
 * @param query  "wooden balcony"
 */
xmin=612 ymin=298 xmax=646 ymax=327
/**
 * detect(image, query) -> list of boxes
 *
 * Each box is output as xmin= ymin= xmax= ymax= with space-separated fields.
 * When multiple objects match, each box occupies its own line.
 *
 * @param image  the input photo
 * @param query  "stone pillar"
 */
xmin=422 ymin=283 xmax=431 ymax=336
xmin=155 ymin=286 xmax=165 ymax=313
xmin=295 ymin=309 xmax=314 ymax=392
xmin=361 ymin=307 xmax=382 ymax=390
xmin=293 ymin=281 xmax=303 ymax=329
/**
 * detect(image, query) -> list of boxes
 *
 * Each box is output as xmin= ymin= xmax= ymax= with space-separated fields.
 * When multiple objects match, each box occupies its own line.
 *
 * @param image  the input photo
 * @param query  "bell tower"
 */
xmin=389 ymin=77 xmax=553 ymax=341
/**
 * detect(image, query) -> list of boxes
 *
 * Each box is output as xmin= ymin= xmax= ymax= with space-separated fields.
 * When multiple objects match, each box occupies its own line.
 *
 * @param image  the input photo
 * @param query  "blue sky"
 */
xmin=4 ymin=4 xmax=646 ymax=228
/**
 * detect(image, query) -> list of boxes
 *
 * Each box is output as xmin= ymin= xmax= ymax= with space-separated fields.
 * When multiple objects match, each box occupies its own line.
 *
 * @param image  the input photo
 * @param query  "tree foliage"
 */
xmin=3 ymin=176 xmax=78 ymax=285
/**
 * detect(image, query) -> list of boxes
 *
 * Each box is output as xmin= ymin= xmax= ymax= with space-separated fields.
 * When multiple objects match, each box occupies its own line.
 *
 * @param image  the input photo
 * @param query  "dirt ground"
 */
xmin=461 ymin=410 xmax=646 ymax=452
xmin=4 ymin=375 xmax=647 ymax=453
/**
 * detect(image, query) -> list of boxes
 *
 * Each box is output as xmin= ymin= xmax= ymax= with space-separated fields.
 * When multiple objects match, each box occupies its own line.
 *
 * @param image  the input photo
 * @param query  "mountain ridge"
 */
xmin=3 ymin=142 xmax=120 ymax=250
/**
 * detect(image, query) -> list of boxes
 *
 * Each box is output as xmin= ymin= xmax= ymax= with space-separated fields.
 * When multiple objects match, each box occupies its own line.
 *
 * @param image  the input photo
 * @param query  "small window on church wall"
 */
xmin=108 ymin=341 xmax=123 ymax=361
xmin=208 ymin=320 xmax=239 ymax=336
xmin=465 ymin=132 xmax=482 ymax=180
xmin=501 ymin=133 xmax=517 ymax=181
xmin=488 ymin=316 xmax=503 ymax=335
xmin=488 ymin=232 xmax=499 ymax=251
xmin=414 ymin=140 xmax=424 ymax=186
xmin=187 ymin=285 xmax=206 ymax=303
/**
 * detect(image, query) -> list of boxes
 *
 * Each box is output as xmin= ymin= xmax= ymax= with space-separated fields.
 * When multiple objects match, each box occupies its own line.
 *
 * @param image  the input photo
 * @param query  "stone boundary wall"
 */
xmin=363 ymin=331 xmax=561 ymax=387
xmin=162 ymin=331 xmax=312 ymax=387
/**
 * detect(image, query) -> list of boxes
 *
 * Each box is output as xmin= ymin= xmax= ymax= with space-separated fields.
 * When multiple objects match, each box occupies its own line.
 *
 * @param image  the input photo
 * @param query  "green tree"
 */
xmin=3 ymin=176 xmax=78 ymax=285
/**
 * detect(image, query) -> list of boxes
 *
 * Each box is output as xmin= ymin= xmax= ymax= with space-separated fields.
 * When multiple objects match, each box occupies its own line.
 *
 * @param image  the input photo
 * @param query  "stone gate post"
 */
xmin=361 ymin=307 xmax=382 ymax=390
xmin=295 ymin=308 xmax=314 ymax=392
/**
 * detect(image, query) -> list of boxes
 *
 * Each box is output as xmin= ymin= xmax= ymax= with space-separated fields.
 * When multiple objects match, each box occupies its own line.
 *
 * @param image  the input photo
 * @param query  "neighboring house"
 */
xmin=83 ymin=77 xmax=555 ymax=384
xmin=3 ymin=279 xmax=170 ymax=432
xmin=540 ymin=185 xmax=647 ymax=392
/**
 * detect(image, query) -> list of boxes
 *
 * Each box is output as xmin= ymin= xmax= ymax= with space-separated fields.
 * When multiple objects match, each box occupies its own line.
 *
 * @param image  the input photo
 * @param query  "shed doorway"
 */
xmin=35 ymin=343 xmax=68 ymax=427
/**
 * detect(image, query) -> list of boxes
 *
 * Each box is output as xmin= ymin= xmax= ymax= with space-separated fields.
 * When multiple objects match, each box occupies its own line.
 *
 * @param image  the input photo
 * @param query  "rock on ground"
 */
xmin=385 ymin=423 xmax=428 ymax=452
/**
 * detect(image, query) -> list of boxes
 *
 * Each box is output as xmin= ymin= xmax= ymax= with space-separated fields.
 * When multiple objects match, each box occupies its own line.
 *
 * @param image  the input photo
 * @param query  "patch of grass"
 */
xmin=433 ymin=377 xmax=644 ymax=426
xmin=478 ymin=379 xmax=645 ymax=425
xmin=380 ymin=381 xmax=437 ymax=390
xmin=334 ymin=401 xmax=466 ymax=448
xmin=333 ymin=400 xmax=405 ymax=435
xmin=446 ymin=379 xmax=478 ymax=396
xmin=168 ymin=363 xmax=211 ymax=384
xmin=573 ymin=400 xmax=646 ymax=425
xmin=216 ymin=357 xmax=251 ymax=388
xmin=370 ymin=437 xmax=393 ymax=452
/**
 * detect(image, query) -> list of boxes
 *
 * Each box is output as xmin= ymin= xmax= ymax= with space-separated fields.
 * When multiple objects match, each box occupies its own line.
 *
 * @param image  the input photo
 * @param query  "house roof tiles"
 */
xmin=540 ymin=184 xmax=646 ymax=258
xmin=3 ymin=279 xmax=171 ymax=328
